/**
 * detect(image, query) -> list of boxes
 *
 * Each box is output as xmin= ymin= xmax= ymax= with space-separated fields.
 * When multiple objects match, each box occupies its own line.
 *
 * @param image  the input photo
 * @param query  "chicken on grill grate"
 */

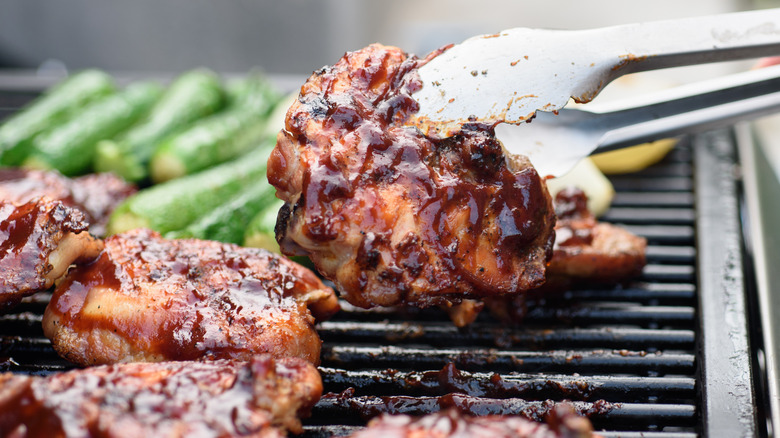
xmin=446 ymin=187 xmax=647 ymax=326
xmin=0 ymin=168 xmax=136 ymax=238
xmin=0 ymin=355 xmax=322 ymax=437
xmin=43 ymin=228 xmax=339 ymax=367
xmin=269 ymin=44 xmax=556 ymax=310
xmin=0 ymin=198 xmax=103 ymax=312
xmin=343 ymin=406 xmax=600 ymax=438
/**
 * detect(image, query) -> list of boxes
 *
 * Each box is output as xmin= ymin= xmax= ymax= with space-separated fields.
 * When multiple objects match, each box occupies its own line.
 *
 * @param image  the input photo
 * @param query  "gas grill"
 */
xmin=0 ymin=76 xmax=767 ymax=437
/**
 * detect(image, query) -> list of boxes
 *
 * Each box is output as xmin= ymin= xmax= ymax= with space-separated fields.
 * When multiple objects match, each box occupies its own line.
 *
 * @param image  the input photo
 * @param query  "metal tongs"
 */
xmin=497 ymin=63 xmax=780 ymax=176
xmin=408 ymin=9 xmax=780 ymax=177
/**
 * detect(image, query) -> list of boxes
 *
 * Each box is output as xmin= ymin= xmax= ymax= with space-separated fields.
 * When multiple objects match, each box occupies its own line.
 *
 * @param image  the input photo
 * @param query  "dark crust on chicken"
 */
xmin=269 ymin=43 xmax=556 ymax=309
xmin=43 ymin=228 xmax=339 ymax=366
xmin=550 ymin=187 xmax=646 ymax=282
xmin=0 ymin=198 xmax=103 ymax=311
xmin=450 ymin=187 xmax=648 ymax=327
xmin=0 ymin=168 xmax=136 ymax=237
xmin=483 ymin=187 xmax=648 ymax=326
xmin=345 ymin=406 xmax=598 ymax=438
xmin=0 ymin=355 xmax=322 ymax=437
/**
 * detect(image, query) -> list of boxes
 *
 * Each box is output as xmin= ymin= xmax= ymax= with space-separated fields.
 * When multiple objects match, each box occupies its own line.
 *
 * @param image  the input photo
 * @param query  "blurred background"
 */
xmin=0 ymin=0 xmax=774 ymax=78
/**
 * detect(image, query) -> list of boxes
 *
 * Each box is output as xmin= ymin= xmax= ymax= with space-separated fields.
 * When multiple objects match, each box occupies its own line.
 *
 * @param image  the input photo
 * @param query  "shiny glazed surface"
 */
xmin=549 ymin=188 xmax=646 ymax=281
xmin=0 ymin=355 xmax=322 ymax=437
xmin=269 ymin=44 xmax=555 ymax=308
xmin=43 ymin=228 xmax=338 ymax=366
xmin=0 ymin=198 xmax=101 ymax=310
xmin=344 ymin=407 xmax=597 ymax=438
xmin=0 ymin=168 xmax=136 ymax=237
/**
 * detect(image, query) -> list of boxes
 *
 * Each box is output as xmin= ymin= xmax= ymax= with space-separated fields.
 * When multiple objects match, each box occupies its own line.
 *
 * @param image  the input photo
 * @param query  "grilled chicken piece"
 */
xmin=448 ymin=187 xmax=648 ymax=326
xmin=0 ymin=355 xmax=322 ymax=437
xmin=0 ymin=198 xmax=103 ymax=311
xmin=548 ymin=187 xmax=646 ymax=282
xmin=269 ymin=43 xmax=555 ymax=309
xmin=43 ymin=228 xmax=339 ymax=366
xmin=0 ymin=168 xmax=136 ymax=237
xmin=345 ymin=407 xmax=599 ymax=438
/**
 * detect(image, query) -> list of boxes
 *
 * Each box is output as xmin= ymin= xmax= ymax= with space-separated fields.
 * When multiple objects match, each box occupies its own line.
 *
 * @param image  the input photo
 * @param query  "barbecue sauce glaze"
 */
xmin=0 ymin=355 xmax=322 ymax=437
xmin=0 ymin=198 xmax=98 ymax=310
xmin=43 ymin=228 xmax=338 ymax=366
xmin=269 ymin=44 xmax=556 ymax=308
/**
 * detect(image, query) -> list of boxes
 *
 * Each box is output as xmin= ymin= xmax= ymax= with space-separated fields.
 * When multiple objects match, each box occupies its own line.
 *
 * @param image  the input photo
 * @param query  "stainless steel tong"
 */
xmin=496 ymin=63 xmax=780 ymax=176
xmin=405 ymin=9 xmax=780 ymax=176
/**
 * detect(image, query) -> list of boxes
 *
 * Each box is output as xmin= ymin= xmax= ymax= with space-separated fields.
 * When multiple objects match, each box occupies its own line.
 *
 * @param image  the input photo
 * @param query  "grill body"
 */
xmin=0 ymin=78 xmax=761 ymax=437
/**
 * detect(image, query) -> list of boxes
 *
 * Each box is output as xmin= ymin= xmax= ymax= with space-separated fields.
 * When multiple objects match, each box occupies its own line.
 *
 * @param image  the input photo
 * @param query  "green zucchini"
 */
xmin=107 ymin=142 xmax=274 ymax=235
xmin=166 ymin=181 xmax=277 ymax=244
xmin=94 ymin=69 xmax=224 ymax=182
xmin=243 ymin=198 xmax=284 ymax=252
xmin=0 ymin=70 xmax=115 ymax=166
xmin=225 ymin=72 xmax=281 ymax=114
xmin=149 ymin=74 xmax=281 ymax=183
xmin=24 ymin=81 xmax=163 ymax=176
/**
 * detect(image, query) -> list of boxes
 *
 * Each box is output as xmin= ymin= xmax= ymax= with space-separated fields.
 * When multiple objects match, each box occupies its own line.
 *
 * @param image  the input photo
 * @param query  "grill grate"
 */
xmin=0 ymin=80 xmax=760 ymax=437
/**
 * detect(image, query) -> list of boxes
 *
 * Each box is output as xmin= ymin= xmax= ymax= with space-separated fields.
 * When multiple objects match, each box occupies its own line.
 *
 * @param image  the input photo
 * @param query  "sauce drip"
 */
xmin=270 ymin=44 xmax=556 ymax=308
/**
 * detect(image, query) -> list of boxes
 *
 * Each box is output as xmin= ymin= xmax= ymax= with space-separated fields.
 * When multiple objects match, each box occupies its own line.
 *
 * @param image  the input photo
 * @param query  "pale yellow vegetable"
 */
xmin=262 ymin=93 xmax=298 ymax=139
xmin=546 ymin=157 xmax=615 ymax=217
xmin=590 ymin=139 xmax=677 ymax=174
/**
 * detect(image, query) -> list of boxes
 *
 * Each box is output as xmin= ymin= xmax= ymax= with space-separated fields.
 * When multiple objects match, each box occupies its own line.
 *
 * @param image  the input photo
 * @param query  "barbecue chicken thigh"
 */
xmin=269 ymin=43 xmax=556 ymax=309
xmin=447 ymin=187 xmax=647 ymax=326
xmin=43 ymin=228 xmax=339 ymax=366
xmin=548 ymin=187 xmax=646 ymax=283
xmin=0 ymin=198 xmax=103 ymax=311
xmin=345 ymin=407 xmax=599 ymax=438
xmin=0 ymin=355 xmax=322 ymax=437
xmin=0 ymin=168 xmax=136 ymax=237
xmin=483 ymin=187 xmax=648 ymax=325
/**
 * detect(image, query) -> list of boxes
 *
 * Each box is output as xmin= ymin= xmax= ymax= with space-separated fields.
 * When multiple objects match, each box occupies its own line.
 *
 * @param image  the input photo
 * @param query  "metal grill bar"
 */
xmin=693 ymin=130 xmax=758 ymax=436
xmin=620 ymin=225 xmax=695 ymax=244
xmin=612 ymin=192 xmax=694 ymax=207
xmin=602 ymin=207 xmax=696 ymax=224
xmin=303 ymin=427 xmax=700 ymax=438
xmin=318 ymin=323 xmax=695 ymax=349
xmin=318 ymin=367 xmax=696 ymax=401
xmin=321 ymin=345 xmax=695 ymax=374
xmin=312 ymin=395 xmax=696 ymax=427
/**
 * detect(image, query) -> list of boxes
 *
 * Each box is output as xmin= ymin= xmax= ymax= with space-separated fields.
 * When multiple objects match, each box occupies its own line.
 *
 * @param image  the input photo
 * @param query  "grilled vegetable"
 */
xmin=225 ymin=72 xmax=282 ymax=113
xmin=24 ymin=81 xmax=163 ymax=176
xmin=166 ymin=181 xmax=277 ymax=244
xmin=150 ymin=74 xmax=281 ymax=183
xmin=94 ymin=69 xmax=224 ymax=182
xmin=243 ymin=198 xmax=284 ymax=252
xmin=546 ymin=158 xmax=615 ymax=218
xmin=0 ymin=70 xmax=115 ymax=166
xmin=107 ymin=143 xmax=273 ymax=236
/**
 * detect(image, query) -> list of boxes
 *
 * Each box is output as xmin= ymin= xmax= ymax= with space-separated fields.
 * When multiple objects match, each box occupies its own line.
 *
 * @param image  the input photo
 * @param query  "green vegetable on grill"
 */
xmin=149 ymin=73 xmax=281 ymax=183
xmin=107 ymin=143 xmax=274 ymax=236
xmin=243 ymin=198 xmax=284 ymax=252
xmin=0 ymin=70 xmax=115 ymax=166
xmin=24 ymin=81 xmax=163 ymax=176
xmin=94 ymin=69 xmax=224 ymax=182
xmin=166 ymin=180 xmax=278 ymax=244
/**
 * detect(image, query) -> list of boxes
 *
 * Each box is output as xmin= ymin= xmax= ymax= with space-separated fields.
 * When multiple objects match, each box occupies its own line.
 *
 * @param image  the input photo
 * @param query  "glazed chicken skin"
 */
xmin=0 ymin=355 xmax=322 ymax=437
xmin=0 ymin=168 xmax=136 ymax=237
xmin=43 ymin=228 xmax=339 ymax=366
xmin=269 ymin=43 xmax=556 ymax=309
xmin=345 ymin=407 xmax=599 ymax=438
xmin=548 ymin=187 xmax=647 ymax=282
xmin=0 ymin=198 xmax=103 ymax=311
xmin=482 ymin=187 xmax=648 ymax=326
xmin=448 ymin=187 xmax=647 ymax=326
